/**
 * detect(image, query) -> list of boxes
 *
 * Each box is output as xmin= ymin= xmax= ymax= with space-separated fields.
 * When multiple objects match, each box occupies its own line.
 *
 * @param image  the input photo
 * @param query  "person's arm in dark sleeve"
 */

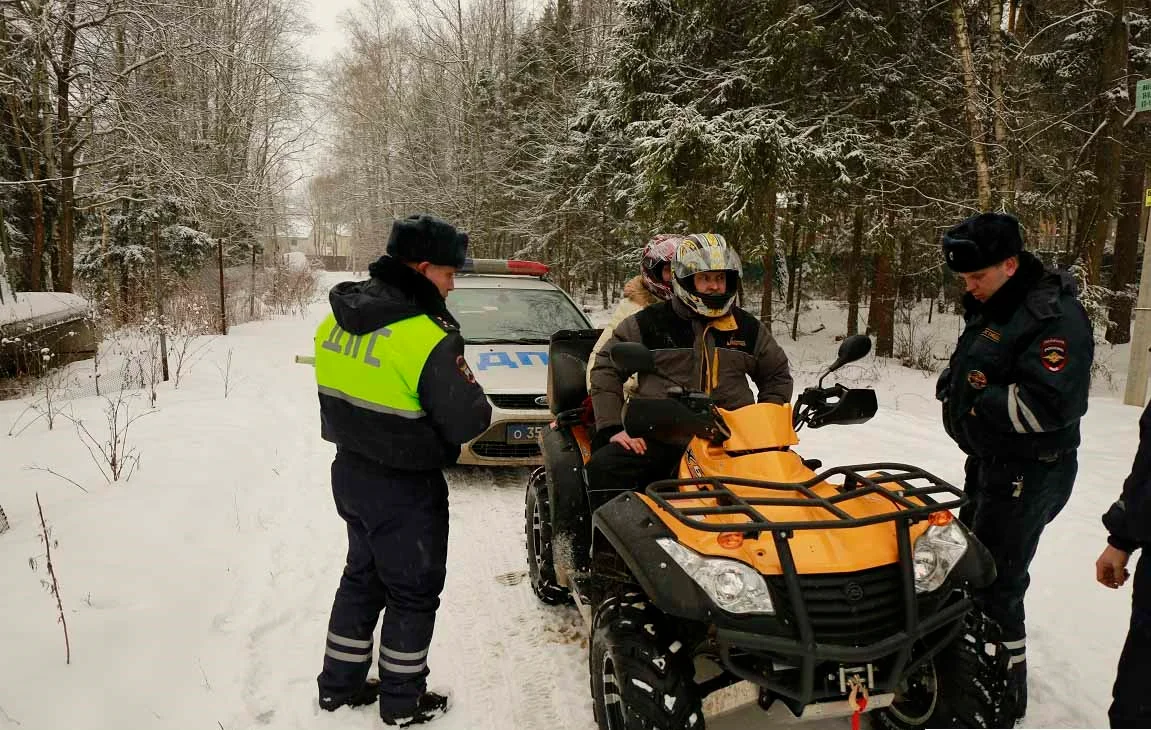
xmin=751 ymin=323 xmax=793 ymax=404
xmin=1103 ymin=402 xmax=1151 ymax=552
xmin=418 ymin=332 xmax=492 ymax=445
xmin=971 ymin=312 xmax=1091 ymax=435
xmin=589 ymin=314 xmax=643 ymax=436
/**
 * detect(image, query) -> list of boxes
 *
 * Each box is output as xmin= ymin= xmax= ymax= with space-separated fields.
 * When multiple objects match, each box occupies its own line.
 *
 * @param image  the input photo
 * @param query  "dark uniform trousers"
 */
xmin=959 ymin=451 xmax=1077 ymax=668
xmin=317 ymin=450 xmax=449 ymax=715
xmin=584 ymin=439 xmax=685 ymax=510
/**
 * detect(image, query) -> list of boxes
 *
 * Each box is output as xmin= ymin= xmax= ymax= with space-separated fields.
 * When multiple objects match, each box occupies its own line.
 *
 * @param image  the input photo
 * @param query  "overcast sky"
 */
xmin=300 ymin=0 xmax=360 ymax=62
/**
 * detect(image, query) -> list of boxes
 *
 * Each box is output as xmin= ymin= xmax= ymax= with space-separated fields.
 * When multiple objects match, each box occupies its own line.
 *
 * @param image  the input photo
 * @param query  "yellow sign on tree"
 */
xmin=1146 ymin=187 xmax=1151 ymax=207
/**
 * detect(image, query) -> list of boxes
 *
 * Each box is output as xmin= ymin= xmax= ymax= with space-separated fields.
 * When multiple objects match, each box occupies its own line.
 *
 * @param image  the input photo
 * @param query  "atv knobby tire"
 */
xmin=876 ymin=608 xmax=1011 ymax=729
xmin=589 ymin=595 xmax=703 ymax=730
xmin=525 ymin=467 xmax=570 ymax=605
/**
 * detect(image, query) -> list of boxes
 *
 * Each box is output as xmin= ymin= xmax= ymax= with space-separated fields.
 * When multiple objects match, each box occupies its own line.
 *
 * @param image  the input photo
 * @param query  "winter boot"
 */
xmin=381 ymin=690 xmax=451 ymax=727
xmin=319 ymin=678 xmax=380 ymax=711
xmin=1001 ymin=660 xmax=1027 ymax=725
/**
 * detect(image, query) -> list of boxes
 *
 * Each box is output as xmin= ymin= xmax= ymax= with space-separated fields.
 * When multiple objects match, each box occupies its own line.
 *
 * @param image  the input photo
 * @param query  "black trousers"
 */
xmin=1110 ymin=551 xmax=1151 ymax=727
xmin=317 ymin=450 xmax=449 ymax=716
xmin=584 ymin=438 xmax=684 ymax=510
xmin=959 ymin=452 xmax=1077 ymax=669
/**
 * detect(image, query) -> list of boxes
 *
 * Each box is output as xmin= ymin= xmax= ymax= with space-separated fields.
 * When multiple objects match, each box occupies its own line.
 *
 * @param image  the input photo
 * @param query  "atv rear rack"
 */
xmin=645 ymin=462 xmax=964 ymax=537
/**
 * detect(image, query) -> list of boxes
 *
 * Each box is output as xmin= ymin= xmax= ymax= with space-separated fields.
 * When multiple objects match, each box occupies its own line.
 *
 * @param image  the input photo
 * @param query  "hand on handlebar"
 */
xmin=610 ymin=430 xmax=648 ymax=455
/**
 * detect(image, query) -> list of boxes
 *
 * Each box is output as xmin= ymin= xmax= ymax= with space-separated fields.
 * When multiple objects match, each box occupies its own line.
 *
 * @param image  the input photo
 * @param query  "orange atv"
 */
xmin=526 ymin=330 xmax=1011 ymax=729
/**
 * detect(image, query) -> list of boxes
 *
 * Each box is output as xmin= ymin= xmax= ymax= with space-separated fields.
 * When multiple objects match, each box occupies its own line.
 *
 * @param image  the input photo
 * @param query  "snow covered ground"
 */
xmin=0 ymin=273 xmax=1141 ymax=730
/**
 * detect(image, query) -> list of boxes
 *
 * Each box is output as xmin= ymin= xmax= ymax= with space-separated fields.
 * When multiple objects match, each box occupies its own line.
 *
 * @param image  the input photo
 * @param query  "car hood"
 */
xmin=464 ymin=343 xmax=550 ymax=392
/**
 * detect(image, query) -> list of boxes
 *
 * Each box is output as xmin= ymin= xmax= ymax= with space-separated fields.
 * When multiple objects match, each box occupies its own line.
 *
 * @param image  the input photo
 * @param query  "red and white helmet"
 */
xmin=640 ymin=234 xmax=682 ymax=301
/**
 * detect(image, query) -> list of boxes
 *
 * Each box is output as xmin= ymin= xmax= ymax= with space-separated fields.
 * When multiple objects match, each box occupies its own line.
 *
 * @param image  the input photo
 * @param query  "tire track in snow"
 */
xmin=441 ymin=467 xmax=595 ymax=730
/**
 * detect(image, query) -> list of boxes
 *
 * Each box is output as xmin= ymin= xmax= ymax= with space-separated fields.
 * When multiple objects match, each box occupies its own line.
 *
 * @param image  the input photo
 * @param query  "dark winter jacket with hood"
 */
xmin=317 ymin=255 xmax=491 ymax=471
xmin=936 ymin=251 xmax=1093 ymax=461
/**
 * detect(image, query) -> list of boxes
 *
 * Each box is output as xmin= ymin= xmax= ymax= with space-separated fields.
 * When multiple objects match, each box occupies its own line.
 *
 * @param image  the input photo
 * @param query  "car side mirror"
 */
xmin=609 ymin=342 xmax=657 ymax=377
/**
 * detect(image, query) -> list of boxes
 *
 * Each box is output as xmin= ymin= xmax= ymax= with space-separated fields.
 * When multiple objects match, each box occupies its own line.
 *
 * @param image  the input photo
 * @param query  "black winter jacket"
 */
xmin=937 ymin=252 xmax=1093 ymax=461
xmin=1103 ymin=401 xmax=1151 ymax=553
xmin=319 ymin=256 xmax=491 ymax=471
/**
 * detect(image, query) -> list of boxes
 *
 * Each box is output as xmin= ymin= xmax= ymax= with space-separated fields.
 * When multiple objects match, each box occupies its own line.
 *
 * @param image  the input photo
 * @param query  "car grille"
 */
xmin=471 ymin=442 xmax=542 ymax=459
xmin=767 ymin=565 xmax=904 ymax=646
xmin=488 ymin=394 xmax=548 ymax=410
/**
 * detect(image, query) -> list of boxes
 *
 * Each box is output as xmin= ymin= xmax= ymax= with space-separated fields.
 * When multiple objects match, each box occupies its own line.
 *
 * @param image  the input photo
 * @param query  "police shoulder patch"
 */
xmin=456 ymin=355 xmax=477 ymax=384
xmin=967 ymin=370 xmax=988 ymax=390
xmin=1040 ymin=337 xmax=1068 ymax=372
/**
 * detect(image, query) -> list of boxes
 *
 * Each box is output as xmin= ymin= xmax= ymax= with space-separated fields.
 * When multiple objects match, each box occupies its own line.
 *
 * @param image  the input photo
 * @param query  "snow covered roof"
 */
xmin=0 ymin=292 xmax=91 ymax=335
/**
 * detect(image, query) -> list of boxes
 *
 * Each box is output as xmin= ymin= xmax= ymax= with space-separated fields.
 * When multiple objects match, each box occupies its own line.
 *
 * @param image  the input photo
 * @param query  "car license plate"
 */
xmin=506 ymin=423 xmax=545 ymax=444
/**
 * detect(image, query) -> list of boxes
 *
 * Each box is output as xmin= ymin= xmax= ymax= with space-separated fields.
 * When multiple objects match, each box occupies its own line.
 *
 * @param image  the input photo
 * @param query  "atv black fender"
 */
xmin=591 ymin=492 xmax=715 ymax=621
xmin=950 ymin=521 xmax=997 ymax=590
xmin=541 ymin=424 xmax=593 ymax=575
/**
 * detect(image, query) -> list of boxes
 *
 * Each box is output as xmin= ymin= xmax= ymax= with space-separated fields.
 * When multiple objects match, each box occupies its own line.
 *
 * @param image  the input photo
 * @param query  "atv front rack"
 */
xmin=645 ymin=462 xmax=964 ymax=537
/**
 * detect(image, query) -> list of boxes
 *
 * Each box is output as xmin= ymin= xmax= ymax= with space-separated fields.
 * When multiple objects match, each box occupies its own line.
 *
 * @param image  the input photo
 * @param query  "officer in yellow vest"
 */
xmin=314 ymin=214 xmax=491 ymax=727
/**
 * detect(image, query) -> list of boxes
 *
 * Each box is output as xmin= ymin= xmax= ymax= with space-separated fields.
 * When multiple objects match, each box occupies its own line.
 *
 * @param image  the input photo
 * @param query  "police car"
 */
xmin=448 ymin=259 xmax=593 ymax=466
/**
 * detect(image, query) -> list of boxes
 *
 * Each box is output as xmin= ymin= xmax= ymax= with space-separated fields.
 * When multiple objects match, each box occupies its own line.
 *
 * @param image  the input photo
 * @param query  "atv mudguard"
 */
xmin=541 ymin=425 xmax=593 ymax=577
xmin=591 ymin=492 xmax=715 ymax=621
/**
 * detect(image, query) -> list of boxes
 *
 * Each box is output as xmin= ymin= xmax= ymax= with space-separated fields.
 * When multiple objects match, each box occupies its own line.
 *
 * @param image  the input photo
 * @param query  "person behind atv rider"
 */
xmin=585 ymin=233 xmax=682 ymax=394
xmin=586 ymin=232 xmax=793 ymax=507
xmin=935 ymin=212 xmax=1093 ymax=725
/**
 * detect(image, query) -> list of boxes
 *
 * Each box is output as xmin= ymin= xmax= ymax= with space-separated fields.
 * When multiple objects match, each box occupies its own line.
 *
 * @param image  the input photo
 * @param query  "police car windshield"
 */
xmin=447 ymin=288 xmax=589 ymax=344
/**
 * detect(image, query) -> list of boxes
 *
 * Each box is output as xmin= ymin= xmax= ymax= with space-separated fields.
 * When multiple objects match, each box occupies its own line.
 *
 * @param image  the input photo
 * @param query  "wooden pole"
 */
xmin=218 ymin=239 xmax=228 ymax=335
xmin=153 ymin=223 xmax=169 ymax=381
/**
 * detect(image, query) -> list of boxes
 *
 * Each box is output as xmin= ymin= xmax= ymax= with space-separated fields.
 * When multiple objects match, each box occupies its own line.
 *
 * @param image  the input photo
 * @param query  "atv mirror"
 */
xmin=818 ymin=335 xmax=872 ymax=388
xmin=609 ymin=342 xmax=657 ymax=377
xmin=830 ymin=335 xmax=872 ymax=372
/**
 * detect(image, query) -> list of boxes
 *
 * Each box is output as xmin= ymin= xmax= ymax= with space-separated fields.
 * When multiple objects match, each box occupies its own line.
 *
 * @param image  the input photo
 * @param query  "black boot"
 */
xmin=319 ymin=678 xmax=380 ymax=711
xmin=1001 ymin=660 xmax=1027 ymax=725
xmin=381 ymin=690 xmax=451 ymax=727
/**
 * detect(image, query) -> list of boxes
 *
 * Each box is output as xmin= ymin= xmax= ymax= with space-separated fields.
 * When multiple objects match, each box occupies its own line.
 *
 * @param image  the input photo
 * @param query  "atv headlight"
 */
xmin=912 ymin=520 xmax=968 ymax=594
xmin=656 ymin=538 xmax=774 ymax=615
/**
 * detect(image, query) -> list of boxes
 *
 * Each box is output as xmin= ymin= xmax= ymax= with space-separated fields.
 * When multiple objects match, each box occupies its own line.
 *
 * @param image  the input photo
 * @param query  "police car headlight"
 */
xmin=656 ymin=538 xmax=774 ymax=614
xmin=912 ymin=520 xmax=968 ymax=594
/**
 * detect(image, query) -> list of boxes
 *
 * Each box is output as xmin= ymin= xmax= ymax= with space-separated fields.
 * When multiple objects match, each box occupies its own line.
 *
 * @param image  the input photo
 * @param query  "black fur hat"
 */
xmin=386 ymin=214 xmax=469 ymax=268
xmin=942 ymin=212 xmax=1024 ymax=273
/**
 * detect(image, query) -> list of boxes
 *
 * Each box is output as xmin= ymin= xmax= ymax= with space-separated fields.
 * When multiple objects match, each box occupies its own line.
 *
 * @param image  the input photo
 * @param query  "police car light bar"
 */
xmin=460 ymin=258 xmax=550 ymax=276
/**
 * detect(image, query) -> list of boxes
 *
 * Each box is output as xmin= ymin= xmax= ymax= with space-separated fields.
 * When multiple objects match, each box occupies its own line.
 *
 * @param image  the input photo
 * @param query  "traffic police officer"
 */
xmin=313 ymin=214 xmax=492 ymax=727
xmin=936 ymin=212 xmax=1093 ymax=724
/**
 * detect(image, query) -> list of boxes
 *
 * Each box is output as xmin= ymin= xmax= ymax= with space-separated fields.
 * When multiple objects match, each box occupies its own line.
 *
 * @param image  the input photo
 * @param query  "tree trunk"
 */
xmin=989 ymin=0 xmax=1012 ymax=204
xmin=1073 ymin=0 xmax=1127 ymax=285
xmin=873 ymin=250 xmax=896 ymax=357
xmin=759 ymin=180 xmax=778 ymax=327
xmin=1107 ymin=159 xmax=1146 ymax=344
xmin=896 ymin=231 xmax=914 ymax=304
xmin=785 ymin=197 xmax=804 ymax=310
xmin=54 ymin=0 xmax=78 ymax=292
xmin=951 ymin=0 xmax=993 ymax=209
xmin=846 ymin=206 xmax=865 ymax=336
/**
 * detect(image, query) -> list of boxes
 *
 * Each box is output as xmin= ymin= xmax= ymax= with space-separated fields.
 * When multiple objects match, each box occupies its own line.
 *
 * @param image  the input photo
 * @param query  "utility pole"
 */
xmin=1122 ymin=80 xmax=1151 ymax=406
xmin=153 ymin=223 xmax=169 ymax=381
xmin=1124 ymin=182 xmax=1151 ymax=406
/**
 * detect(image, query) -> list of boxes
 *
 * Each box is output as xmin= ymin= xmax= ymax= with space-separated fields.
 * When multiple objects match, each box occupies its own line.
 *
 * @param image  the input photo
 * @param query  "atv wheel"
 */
xmin=876 ymin=608 xmax=1010 ymax=729
xmin=524 ymin=467 xmax=570 ymax=605
xmin=589 ymin=595 xmax=703 ymax=730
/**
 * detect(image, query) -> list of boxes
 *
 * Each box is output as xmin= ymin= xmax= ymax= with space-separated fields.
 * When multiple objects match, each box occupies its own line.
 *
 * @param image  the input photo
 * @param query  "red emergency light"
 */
xmin=460 ymin=258 xmax=550 ymax=276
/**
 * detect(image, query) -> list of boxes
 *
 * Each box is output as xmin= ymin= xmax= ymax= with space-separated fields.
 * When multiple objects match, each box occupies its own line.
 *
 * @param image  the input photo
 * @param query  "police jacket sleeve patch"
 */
xmin=418 ymin=332 xmax=492 ymax=445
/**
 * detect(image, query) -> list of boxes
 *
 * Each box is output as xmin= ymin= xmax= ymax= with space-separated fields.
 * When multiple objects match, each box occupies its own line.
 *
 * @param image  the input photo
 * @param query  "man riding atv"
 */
xmin=586 ymin=232 xmax=794 ymax=508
